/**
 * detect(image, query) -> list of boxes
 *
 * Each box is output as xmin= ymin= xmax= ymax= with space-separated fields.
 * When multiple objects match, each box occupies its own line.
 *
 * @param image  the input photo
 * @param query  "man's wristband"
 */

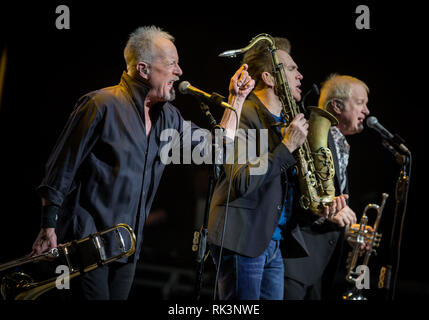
xmin=41 ymin=205 xmax=59 ymax=228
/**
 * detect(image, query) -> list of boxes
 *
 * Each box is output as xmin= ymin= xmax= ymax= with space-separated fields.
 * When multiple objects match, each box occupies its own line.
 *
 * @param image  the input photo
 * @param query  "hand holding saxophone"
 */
xmin=281 ymin=113 xmax=309 ymax=153
xmin=323 ymin=194 xmax=358 ymax=227
xmin=329 ymin=205 xmax=357 ymax=227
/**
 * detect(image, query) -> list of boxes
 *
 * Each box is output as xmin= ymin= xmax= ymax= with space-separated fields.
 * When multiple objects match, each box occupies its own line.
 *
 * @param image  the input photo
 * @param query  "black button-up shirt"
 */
xmin=37 ymin=72 xmax=204 ymax=261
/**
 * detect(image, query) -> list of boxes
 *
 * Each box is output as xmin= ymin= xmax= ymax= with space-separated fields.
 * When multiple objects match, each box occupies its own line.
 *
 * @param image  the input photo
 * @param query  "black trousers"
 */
xmin=284 ymin=277 xmax=322 ymax=300
xmin=71 ymin=262 xmax=137 ymax=300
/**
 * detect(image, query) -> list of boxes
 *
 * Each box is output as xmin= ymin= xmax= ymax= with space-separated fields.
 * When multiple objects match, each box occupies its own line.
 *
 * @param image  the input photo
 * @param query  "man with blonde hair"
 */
xmin=283 ymin=73 xmax=370 ymax=299
xmin=321 ymin=74 xmax=370 ymax=135
xmin=31 ymin=25 xmax=254 ymax=300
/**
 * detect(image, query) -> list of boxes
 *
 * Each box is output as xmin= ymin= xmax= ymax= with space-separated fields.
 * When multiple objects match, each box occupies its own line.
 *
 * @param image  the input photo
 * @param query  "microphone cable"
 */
xmin=390 ymin=151 xmax=412 ymax=300
xmin=212 ymin=103 xmax=239 ymax=300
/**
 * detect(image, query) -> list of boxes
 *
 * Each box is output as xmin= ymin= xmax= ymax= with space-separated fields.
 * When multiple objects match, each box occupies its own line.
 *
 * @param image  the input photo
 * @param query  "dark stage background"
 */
xmin=0 ymin=1 xmax=427 ymax=302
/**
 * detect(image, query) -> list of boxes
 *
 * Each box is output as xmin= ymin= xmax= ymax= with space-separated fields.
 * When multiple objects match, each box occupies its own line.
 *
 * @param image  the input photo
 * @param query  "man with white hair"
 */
xmin=31 ymin=26 xmax=254 ymax=300
xmin=283 ymin=74 xmax=370 ymax=300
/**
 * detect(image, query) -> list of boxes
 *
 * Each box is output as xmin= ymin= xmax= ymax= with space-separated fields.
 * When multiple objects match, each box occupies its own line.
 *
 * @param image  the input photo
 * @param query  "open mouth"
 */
xmin=168 ymin=79 xmax=178 ymax=90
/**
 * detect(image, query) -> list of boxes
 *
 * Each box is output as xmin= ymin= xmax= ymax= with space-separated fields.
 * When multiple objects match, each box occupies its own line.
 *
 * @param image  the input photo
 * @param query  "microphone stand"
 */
xmin=193 ymin=100 xmax=222 ymax=300
xmin=300 ymin=83 xmax=319 ymax=115
xmin=379 ymin=139 xmax=411 ymax=300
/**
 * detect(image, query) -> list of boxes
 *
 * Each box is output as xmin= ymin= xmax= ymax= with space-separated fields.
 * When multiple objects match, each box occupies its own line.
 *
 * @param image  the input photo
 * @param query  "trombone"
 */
xmin=0 ymin=223 xmax=136 ymax=300
xmin=343 ymin=193 xmax=389 ymax=300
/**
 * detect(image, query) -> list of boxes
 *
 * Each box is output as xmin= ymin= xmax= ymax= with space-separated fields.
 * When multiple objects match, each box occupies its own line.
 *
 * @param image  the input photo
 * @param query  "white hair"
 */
xmin=319 ymin=74 xmax=369 ymax=111
xmin=124 ymin=25 xmax=175 ymax=75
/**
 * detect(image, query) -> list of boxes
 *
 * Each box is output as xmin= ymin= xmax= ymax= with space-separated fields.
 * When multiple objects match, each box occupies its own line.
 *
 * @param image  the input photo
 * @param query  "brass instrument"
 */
xmin=219 ymin=34 xmax=338 ymax=214
xmin=0 ymin=223 xmax=136 ymax=300
xmin=343 ymin=193 xmax=389 ymax=300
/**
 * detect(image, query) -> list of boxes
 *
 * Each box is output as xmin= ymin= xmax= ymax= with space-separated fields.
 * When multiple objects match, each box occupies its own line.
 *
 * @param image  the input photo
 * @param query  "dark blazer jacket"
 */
xmin=283 ymin=131 xmax=348 ymax=286
xmin=208 ymin=93 xmax=296 ymax=257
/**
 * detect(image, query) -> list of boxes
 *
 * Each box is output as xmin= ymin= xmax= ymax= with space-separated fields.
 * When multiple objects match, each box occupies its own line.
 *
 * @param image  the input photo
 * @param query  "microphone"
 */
xmin=199 ymin=102 xmax=221 ymax=131
xmin=366 ymin=116 xmax=410 ymax=154
xmin=300 ymin=83 xmax=320 ymax=113
xmin=178 ymin=81 xmax=235 ymax=111
xmin=381 ymin=140 xmax=408 ymax=165
xmin=312 ymin=83 xmax=320 ymax=96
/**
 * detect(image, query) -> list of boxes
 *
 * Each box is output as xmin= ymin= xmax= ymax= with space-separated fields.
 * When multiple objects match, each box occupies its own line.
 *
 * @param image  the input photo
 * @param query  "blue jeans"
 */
xmin=210 ymin=240 xmax=284 ymax=300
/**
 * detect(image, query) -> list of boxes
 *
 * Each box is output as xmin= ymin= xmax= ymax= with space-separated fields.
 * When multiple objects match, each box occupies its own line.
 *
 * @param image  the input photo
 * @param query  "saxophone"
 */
xmin=219 ymin=34 xmax=338 ymax=214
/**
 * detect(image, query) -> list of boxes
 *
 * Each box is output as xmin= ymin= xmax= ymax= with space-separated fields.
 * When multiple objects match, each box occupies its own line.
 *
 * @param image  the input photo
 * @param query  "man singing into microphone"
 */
xmin=31 ymin=25 xmax=254 ymax=300
xmin=283 ymin=74 xmax=370 ymax=300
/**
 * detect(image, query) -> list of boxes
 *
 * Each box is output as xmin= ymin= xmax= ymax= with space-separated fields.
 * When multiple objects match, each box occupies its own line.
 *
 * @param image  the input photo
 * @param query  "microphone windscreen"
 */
xmin=178 ymin=81 xmax=190 ymax=94
xmin=366 ymin=116 xmax=378 ymax=128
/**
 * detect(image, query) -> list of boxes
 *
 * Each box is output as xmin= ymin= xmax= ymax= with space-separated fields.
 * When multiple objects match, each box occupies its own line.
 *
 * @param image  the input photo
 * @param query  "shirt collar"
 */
xmin=248 ymin=93 xmax=280 ymax=128
xmin=330 ymin=126 xmax=350 ymax=153
xmin=120 ymin=71 xmax=150 ymax=110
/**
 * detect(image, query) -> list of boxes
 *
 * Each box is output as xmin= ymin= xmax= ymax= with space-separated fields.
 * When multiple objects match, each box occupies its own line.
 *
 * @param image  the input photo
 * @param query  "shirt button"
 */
xmin=277 ymin=205 xmax=282 ymax=210
xmin=329 ymin=239 xmax=336 ymax=246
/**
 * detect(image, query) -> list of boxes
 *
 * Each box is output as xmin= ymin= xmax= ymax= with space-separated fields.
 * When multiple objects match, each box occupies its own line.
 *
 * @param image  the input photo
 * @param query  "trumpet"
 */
xmin=0 ymin=223 xmax=136 ymax=300
xmin=343 ymin=193 xmax=389 ymax=300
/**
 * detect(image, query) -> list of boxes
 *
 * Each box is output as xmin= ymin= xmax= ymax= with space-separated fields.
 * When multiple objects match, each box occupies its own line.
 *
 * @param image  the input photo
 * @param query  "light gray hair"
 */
xmin=319 ymin=74 xmax=369 ymax=111
xmin=124 ymin=25 xmax=175 ymax=76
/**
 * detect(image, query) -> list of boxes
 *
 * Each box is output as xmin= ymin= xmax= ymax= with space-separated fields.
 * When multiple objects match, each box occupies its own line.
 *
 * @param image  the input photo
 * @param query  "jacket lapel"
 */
xmin=328 ymin=131 xmax=342 ymax=195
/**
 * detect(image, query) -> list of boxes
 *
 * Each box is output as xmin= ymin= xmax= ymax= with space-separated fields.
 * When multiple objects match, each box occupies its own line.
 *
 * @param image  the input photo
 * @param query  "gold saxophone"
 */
xmin=219 ymin=34 xmax=338 ymax=214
